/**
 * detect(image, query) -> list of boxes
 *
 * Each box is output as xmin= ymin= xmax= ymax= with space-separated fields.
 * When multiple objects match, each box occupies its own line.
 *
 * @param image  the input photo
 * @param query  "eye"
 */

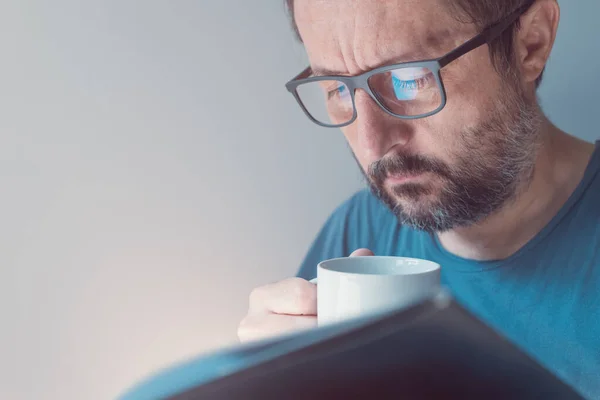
xmin=327 ymin=84 xmax=349 ymax=100
xmin=391 ymin=68 xmax=435 ymax=100
xmin=392 ymin=67 xmax=430 ymax=81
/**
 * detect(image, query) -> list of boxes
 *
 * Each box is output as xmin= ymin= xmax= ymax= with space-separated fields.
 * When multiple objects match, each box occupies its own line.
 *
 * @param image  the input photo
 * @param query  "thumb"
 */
xmin=349 ymin=248 xmax=375 ymax=257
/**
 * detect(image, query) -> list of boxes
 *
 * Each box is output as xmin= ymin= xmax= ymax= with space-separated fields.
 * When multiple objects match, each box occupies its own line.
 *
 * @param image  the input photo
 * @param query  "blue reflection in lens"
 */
xmin=392 ymin=75 xmax=419 ymax=100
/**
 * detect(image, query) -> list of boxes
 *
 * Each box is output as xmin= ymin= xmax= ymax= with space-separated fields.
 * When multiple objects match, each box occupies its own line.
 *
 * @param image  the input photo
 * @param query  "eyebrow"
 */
xmin=312 ymin=49 xmax=438 ymax=77
xmin=309 ymin=34 xmax=452 ymax=77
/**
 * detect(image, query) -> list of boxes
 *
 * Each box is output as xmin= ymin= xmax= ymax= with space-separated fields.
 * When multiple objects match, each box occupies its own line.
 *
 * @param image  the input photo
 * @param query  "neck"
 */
xmin=437 ymin=119 xmax=595 ymax=261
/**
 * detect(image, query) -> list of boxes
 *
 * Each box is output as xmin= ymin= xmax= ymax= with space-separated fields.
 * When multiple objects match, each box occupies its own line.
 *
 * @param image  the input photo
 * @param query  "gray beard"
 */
xmin=361 ymin=85 xmax=542 ymax=233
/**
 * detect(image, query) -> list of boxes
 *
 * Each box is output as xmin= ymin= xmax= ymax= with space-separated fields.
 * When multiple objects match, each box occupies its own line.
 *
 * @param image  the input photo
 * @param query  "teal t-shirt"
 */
xmin=297 ymin=141 xmax=600 ymax=399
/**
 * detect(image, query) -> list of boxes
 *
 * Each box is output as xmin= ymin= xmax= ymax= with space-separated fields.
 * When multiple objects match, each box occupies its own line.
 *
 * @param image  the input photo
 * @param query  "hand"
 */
xmin=237 ymin=248 xmax=374 ymax=343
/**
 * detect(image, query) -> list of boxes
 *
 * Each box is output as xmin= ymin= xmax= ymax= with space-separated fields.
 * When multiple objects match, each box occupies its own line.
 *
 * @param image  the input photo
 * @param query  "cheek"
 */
xmin=432 ymin=61 xmax=505 ymax=141
xmin=443 ymin=52 xmax=505 ymax=116
xmin=404 ymin=109 xmax=463 ymax=162
xmin=340 ymin=125 xmax=371 ymax=171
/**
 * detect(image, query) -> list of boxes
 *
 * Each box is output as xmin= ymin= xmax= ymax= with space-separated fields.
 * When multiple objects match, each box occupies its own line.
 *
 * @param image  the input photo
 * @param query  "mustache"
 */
xmin=367 ymin=153 xmax=451 ymax=184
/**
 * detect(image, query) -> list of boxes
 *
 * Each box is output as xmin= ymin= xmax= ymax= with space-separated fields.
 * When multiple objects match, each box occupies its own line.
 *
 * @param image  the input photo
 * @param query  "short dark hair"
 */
xmin=284 ymin=0 xmax=544 ymax=87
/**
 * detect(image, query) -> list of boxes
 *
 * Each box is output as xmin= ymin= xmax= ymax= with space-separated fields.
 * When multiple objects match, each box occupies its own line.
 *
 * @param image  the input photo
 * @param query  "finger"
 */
xmin=248 ymin=277 xmax=317 ymax=316
xmin=350 ymin=248 xmax=375 ymax=257
xmin=237 ymin=314 xmax=317 ymax=343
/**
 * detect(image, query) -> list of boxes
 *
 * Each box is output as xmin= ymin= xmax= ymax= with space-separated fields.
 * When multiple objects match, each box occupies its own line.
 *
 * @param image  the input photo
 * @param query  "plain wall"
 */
xmin=1 ymin=1 xmax=598 ymax=399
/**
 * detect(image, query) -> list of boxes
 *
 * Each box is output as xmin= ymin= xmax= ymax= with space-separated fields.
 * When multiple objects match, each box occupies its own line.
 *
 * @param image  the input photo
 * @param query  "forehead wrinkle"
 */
xmin=297 ymin=2 xmax=347 ymax=76
xmin=300 ymin=0 xmax=473 ymax=77
xmin=334 ymin=1 xmax=361 ymax=76
xmin=330 ymin=3 xmax=392 ymax=76
xmin=354 ymin=4 xmax=388 ymax=73
xmin=340 ymin=3 xmax=458 ymax=74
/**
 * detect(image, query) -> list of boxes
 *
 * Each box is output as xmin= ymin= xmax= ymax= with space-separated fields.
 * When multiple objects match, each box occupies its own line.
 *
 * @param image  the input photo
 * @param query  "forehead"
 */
xmin=294 ymin=0 xmax=472 ymax=75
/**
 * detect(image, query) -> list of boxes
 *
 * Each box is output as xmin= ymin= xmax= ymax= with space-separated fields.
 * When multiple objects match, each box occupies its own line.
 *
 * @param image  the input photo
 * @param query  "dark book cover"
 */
xmin=120 ymin=291 xmax=584 ymax=400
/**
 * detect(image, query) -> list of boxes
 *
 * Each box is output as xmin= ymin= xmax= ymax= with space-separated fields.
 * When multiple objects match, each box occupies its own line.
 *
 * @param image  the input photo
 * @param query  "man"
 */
xmin=238 ymin=0 xmax=599 ymax=397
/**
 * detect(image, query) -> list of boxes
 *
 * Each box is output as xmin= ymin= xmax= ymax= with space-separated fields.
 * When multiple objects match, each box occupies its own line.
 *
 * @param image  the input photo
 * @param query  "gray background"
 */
xmin=1 ymin=1 xmax=597 ymax=399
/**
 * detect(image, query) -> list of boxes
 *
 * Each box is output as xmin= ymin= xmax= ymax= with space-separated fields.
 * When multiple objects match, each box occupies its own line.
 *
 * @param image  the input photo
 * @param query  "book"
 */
xmin=119 ymin=290 xmax=584 ymax=399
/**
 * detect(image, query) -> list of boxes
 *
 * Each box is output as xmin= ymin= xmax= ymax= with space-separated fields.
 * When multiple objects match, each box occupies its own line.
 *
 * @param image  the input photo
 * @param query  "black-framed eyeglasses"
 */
xmin=285 ymin=0 xmax=535 ymax=128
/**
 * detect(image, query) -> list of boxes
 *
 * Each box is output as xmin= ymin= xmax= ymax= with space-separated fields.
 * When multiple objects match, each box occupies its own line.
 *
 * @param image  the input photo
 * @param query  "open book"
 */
xmin=120 ymin=290 xmax=583 ymax=399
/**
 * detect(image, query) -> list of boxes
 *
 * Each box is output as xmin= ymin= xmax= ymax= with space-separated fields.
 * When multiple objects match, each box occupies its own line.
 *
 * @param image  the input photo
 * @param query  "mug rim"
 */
xmin=317 ymin=256 xmax=440 ymax=277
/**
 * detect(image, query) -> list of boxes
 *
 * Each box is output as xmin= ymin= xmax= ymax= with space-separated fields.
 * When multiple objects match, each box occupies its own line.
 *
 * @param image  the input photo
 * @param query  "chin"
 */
xmin=389 ymin=194 xmax=454 ymax=233
xmin=393 ymin=198 xmax=435 ymax=216
xmin=388 ymin=183 xmax=437 ymax=203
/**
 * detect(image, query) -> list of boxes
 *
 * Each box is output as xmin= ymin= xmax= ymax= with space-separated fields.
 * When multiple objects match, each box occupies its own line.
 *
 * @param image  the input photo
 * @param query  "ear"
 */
xmin=514 ymin=0 xmax=560 ymax=85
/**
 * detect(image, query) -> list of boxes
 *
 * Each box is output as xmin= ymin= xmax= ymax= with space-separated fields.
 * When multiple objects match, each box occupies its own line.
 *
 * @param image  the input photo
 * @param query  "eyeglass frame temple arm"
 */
xmin=438 ymin=0 xmax=535 ymax=68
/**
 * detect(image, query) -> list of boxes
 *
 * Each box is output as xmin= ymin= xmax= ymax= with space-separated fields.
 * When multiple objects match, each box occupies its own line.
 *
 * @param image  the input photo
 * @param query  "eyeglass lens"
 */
xmin=295 ymin=67 xmax=442 ymax=126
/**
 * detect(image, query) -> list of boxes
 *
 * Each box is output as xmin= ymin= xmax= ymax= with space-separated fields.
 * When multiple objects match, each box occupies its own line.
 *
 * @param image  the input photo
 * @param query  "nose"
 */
xmin=353 ymin=89 xmax=413 ymax=160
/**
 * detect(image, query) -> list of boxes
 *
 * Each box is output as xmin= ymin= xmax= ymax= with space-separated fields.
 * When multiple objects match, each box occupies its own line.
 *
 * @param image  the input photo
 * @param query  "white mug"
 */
xmin=311 ymin=256 xmax=441 ymax=325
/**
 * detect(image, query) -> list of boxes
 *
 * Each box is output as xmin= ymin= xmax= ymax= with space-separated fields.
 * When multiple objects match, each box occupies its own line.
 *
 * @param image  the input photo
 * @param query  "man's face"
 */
xmin=294 ymin=0 xmax=542 ymax=232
